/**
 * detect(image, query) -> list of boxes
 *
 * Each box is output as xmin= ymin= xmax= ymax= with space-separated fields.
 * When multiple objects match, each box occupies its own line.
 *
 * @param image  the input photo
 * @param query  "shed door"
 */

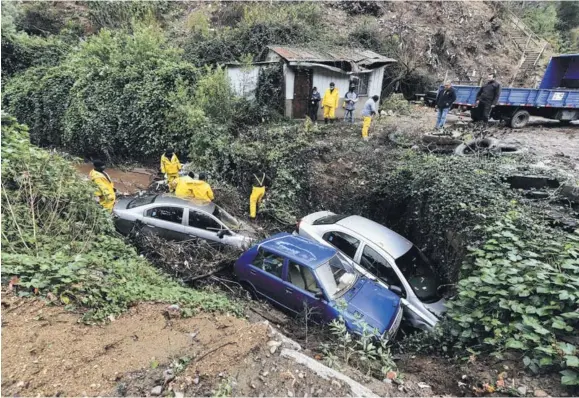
xmin=292 ymin=69 xmax=312 ymax=119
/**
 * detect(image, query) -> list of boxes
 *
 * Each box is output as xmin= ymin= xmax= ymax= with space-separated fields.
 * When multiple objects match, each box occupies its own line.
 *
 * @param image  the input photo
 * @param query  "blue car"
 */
xmin=234 ymin=233 xmax=403 ymax=340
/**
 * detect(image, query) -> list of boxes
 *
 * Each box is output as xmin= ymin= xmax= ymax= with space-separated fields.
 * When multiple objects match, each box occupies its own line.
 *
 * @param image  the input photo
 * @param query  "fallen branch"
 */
xmin=195 ymin=341 xmax=236 ymax=363
xmin=185 ymin=264 xmax=230 ymax=283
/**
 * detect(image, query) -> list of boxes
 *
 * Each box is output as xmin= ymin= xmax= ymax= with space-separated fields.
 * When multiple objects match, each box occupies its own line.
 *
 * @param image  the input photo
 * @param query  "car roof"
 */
xmin=336 ymin=216 xmax=412 ymax=258
xmin=148 ymin=194 xmax=215 ymax=213
xmin=258 ymin=233 xmax=337 ymax=269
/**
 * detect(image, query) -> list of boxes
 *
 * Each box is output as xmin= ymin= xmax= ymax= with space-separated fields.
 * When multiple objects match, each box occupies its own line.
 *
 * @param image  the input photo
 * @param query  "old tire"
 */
xmin=509 ymin=110 xmax=530 ymax=129
xmin=454 ymin=137 xmax=499 ymax=156
xmin=422 ymin=134 xmax=463 ymax=146
xmin=495 ymin=144 xmax=528 ymax=156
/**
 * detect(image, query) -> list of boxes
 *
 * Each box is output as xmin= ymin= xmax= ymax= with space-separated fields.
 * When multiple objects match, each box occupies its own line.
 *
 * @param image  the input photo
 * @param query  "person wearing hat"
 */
xmin=322 ymin=82 xmax=340 ymax=124
xmin=89 ymin=159 xmax=116 ymax=211
xmin=160 ymin=148 xmax=182 ymax=192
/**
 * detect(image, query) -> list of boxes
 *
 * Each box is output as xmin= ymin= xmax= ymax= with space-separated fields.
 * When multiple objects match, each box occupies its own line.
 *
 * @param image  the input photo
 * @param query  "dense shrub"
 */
xmin=1 ymin=115 xmax=239 ymax=321
xmin=4 ymin=24 xmax=202 ymax=159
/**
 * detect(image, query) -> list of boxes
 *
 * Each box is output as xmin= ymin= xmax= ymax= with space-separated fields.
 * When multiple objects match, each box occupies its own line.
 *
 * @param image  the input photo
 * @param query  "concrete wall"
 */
xmin=227 ymin=65 xmax=262 ymax=100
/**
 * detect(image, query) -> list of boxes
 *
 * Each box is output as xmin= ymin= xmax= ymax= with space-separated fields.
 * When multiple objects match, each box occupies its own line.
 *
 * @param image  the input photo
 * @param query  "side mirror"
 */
xmin=315 ymin=291 xmax=325 ymax=300
xmin=389 ymin=285 xmax=403 ymax=296
xmin=217 ymin=230 xmax=229 ymax=239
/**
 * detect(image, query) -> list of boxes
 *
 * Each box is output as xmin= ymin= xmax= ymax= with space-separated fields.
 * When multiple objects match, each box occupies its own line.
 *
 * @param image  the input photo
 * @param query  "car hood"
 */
xmin=342 ymin=277 xmax=401 ymax=334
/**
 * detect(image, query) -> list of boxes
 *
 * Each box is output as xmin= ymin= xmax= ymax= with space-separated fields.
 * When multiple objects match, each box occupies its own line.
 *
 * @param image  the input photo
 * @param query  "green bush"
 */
xmin=1 ymin=115 xmax=240 ymax=321
xmin=4 ymin=24 xmax=201 ymax=159
xmin=447 ymin=217 xmax=579 ymax=385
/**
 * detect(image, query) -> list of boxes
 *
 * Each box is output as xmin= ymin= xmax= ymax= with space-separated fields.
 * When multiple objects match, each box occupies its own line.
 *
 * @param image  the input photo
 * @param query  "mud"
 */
xmin=75 ymin=163 xmax=156 ymax=194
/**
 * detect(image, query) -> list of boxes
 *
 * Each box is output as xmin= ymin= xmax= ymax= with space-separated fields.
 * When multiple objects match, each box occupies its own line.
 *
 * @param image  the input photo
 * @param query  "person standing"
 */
xmin=322 ymin=82 xmax=339 ymax=124
xmin=361 ymin=95 xmax=379 ymax=140
xmin=309 ymin=87 xmax=321 ymax=122
xmin=249 ymin=173 xmax=268 ymax=220
xmin=89 ymin=159 xmax=116 ymax=211
xmin=474 ymin=74 xmax=501 ymax=123
xmin=434 ymin=81 xmax=457 ymax=130
xmin=343 ymin=85 xmax=359 ymax=123
xmin=160 ymin=148 xmax=182 ymax=192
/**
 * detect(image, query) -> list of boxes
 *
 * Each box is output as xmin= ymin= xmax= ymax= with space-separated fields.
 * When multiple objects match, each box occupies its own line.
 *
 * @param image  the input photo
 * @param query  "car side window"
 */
xmin=145 ymin=207 xmax=183 ymax=224
xmin=322 ymin=231 xmax=360 ymax=259
xmin=252 ymin=250 xmax=284 ymax=279
xmin=287 ymin=262 xmax=322 ymax=294
xmin=360 ymin=245 xmax=403 ymax=288
xmin=189 ymin=210 xmax=222 ymax=231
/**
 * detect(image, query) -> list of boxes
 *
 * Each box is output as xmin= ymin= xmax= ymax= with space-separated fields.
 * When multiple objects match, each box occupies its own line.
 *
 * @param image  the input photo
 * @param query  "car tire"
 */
xmin=495 ymin=144 xmax=528 ymax=156
xmin=509 ymin=110 xmax=530 ymax=129
xmin=454 ymin=137 xmax=499 ymax=156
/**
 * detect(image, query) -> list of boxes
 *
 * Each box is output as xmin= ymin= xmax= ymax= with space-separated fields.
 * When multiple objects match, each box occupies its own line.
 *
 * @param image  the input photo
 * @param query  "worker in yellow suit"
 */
xmin=160 ymin=149 xmax=181 ymax=192
xmin=249 ymin=173 xmax=267 ymax=220
xmin=173 ymin=172 xmax=196 ymax=199
xmin=361 ymin=95 xmax=380 ymax=140
xmin=322 ymin=82 xmax=339 ymax=124
xmin=189 ymin=172 xmax=214 ymax=202
xmin=89 ymin=159 xmax=116 ymax=211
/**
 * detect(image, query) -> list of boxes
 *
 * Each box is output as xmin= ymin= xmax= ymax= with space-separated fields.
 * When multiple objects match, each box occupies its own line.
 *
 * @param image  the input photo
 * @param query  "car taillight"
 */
xmin=296 ymin=219 xmax=302 ymax=233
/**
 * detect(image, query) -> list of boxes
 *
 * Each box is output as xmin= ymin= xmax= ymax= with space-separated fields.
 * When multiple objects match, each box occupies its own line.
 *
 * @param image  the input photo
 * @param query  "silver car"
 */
xmin=295 ymin=211 xmax=446 ymax=331
xmin=113 ymin=194 xmax=256 ymax=250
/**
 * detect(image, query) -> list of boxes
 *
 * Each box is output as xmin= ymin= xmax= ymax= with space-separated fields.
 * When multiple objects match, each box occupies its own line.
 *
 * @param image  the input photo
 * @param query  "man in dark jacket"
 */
xmin=434 ymin=81 xmax=457 ymax=129
xmin=474 ymin=74 xmax=501 ymax=123
xmin=309 ymin=87 xmax=321 ymax=122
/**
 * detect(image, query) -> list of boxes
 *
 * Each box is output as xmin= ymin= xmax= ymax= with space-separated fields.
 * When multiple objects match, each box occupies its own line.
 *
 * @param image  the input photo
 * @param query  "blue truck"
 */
xmin=444 ymin=54 xmax=579 ymax=128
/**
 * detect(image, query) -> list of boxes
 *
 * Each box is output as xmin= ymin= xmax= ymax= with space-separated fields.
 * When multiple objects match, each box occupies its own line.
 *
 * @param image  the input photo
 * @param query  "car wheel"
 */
xmin=454 ymin=137 xmax=499 ymax=156
xmin=509 ymin=110 xmax=530 ymax=129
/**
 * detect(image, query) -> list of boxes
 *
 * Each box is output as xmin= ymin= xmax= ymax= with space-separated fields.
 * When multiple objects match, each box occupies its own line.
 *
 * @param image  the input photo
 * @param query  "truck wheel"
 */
xmin=510 ymin=110 xmax=530 ymax=129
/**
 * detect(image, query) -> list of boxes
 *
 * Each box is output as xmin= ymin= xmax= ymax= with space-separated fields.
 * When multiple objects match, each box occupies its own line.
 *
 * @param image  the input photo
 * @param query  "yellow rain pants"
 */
xmin=362 ymin=116 xmax=372 ymax=138
xmin=250 ymin=186 xmax=266 ymax=219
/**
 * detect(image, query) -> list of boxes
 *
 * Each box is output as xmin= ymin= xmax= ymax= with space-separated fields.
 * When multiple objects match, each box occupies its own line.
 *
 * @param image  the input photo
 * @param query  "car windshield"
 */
xmin=212 ymin=205 xmax=240 ymax=230
xmin=395 ymin=246 xmax=440 ymax=302
xmin=314 ymin=254 xmax=357 ymax=300
xmin=127 ymin=195 xmax=157 ymax=209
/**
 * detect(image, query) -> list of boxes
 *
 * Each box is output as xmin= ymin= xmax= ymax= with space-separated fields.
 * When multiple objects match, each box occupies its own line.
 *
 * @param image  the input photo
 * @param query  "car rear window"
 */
xmin=127 ymin=195 xmax=157 ymax=209
xmin=313 ymin=214 xmax=348 ymax=225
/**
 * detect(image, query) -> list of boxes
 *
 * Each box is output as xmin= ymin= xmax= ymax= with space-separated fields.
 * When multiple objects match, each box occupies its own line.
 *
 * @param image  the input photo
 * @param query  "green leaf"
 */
xmin=505 ymin=339 xmax=525 ymax=349
xmin=566 ymin=356 xmax=579 ymax=368
xmin=561 ymin=369 xmax=579 ymax=386
xmin=552 ymin=319 xmax=568 ymax=330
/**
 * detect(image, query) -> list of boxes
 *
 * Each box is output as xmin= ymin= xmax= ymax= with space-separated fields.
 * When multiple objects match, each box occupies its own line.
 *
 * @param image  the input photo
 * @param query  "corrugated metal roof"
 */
xmin=268 ymin=46 xmax=396 ymax=64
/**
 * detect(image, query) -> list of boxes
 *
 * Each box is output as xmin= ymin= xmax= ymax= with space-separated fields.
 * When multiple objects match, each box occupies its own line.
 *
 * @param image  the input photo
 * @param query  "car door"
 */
xmin=247 ymin=249 xmax=289 ymax=309
xmin=185 ymin=210 xmax=225 ymax=245
xmin=283 ymin=261 xmax=329 ymax=321
xmin=142 ymin=206 xmax=187 ymax=240
xmin=321 ymin=230 xmax=362 ymax=260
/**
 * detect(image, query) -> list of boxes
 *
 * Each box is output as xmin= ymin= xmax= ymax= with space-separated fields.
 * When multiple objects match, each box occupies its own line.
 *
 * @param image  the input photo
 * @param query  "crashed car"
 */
xmin=234 ymin=233 xmax=403 ymax=340
xmin=296 ymin=211 xmax=446 ymax=331
xmin=113 ymin=194 xmax=256 ymax=249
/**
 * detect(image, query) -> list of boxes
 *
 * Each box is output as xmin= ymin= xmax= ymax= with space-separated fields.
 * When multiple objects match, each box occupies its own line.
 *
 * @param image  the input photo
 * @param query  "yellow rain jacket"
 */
xmin=173 ymin=175 xmax=196 ymax=199
xmin=160 ymin=154 xmax=182 ymax=175
xmin=322 ymin=88 xmax=340 ymax=109
xmin=89 ymin=169 xmax=116 ymax=211
xmin=190 ymin=180 xmax=214 ymax=202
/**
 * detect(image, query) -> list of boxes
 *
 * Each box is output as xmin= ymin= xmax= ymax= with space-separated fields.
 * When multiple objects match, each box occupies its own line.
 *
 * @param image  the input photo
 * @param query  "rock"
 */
xmin=315 ymin=389 xmax=323 ymax=397
xmin=331 ymin=380 xmax=341 ymax=389
xmin=261 ymin=371 xmax=269 ymax=377
xmin=167 ymin=304 xmax=180 ymax=311
xmin=288 ymin=390 xmax=294 ymax=397
xmin=298 ymin=372 xmax=305 ymax=379
xmin=417 ymin=382 xmax=431 ymax=389
xmin=534 ymin=390 xmax=548 ymax=397
xmin=251 ymin=383 xmax=257 ymax=389
xmin=174 ymin=392 xmax=184 ymax=398
xmin=151 ymin=385 xmax=163 ymax=396
xmin=163 ymin=369 xmax=175 ymax=383
xmin=517 ymin=386 xmax=527 ymax=396
xmin=383 ymin=378 xmax=392 ymax=384
xmin=193 ymin=375 xmax=200 ymax=385
xmin=267 ymin=340 xmax=282 ymax=354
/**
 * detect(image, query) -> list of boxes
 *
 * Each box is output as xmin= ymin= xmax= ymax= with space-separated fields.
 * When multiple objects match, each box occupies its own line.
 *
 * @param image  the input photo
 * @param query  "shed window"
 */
xmin=352 ymin=74 xmax=370 ymax=96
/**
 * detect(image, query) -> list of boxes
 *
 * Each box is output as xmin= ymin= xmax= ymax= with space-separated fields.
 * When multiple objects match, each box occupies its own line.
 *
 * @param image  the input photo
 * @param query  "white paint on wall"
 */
xmin=368 ymin=66 xmax=385 ymax=97
xmin=284 ymin=63 xmax=295 ymax=100
xmin=227 ymin=65 xmax=261 ymax=99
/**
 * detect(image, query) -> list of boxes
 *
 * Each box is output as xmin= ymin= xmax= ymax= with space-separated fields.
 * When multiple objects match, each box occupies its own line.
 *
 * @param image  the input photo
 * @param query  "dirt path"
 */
xmin=75 ymin=163 xmax=156 ymax=194
xmin=0 ymin=296 xmax=353 ymax=397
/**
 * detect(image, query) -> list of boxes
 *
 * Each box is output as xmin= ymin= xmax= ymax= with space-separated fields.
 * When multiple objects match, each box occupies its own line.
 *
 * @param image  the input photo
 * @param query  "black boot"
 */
xmin=324 ymin=118 xmax=328 ymax=124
